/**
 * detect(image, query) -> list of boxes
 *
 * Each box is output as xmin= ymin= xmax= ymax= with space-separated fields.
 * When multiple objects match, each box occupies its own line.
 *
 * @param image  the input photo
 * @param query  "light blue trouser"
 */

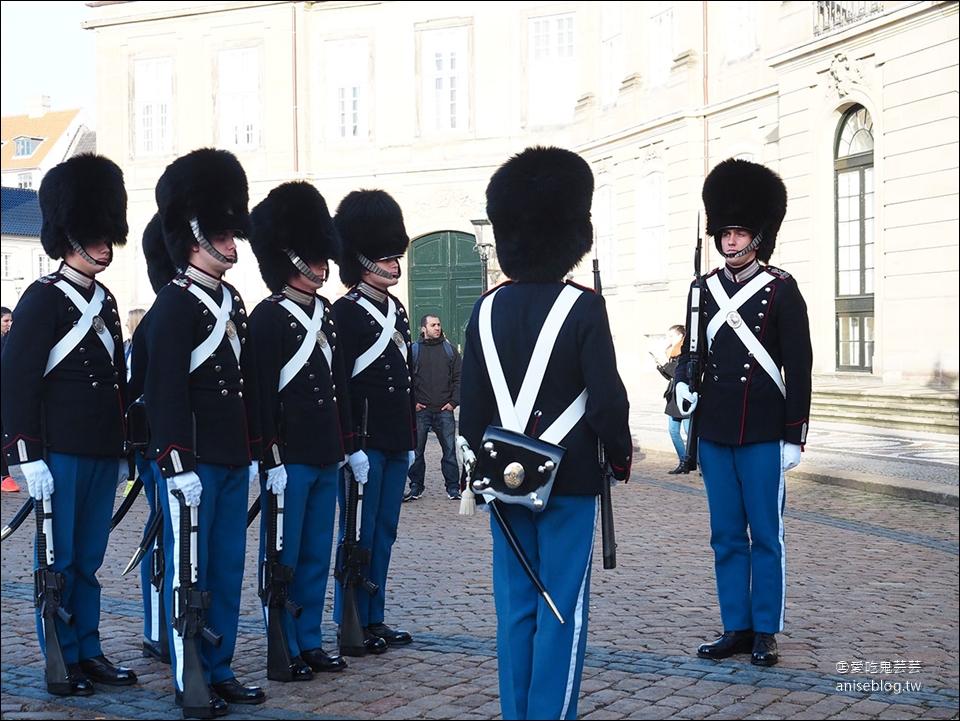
xmin=136 ymin=456 xmax=164 ymax=648
xmin=258 ymin=463 xmax=338 ymax=655
xmin=158 ymin=462 xmax=248 ymax=690
xmin=333 ymin=449 xmax=407 ymax=626
xmin=699 ymin=439 xmax=786 ymax=634
xmin=36 ymin=453 xmax=116 ymax=664
xmin=492 ymin=495 xmax=597 ymax=721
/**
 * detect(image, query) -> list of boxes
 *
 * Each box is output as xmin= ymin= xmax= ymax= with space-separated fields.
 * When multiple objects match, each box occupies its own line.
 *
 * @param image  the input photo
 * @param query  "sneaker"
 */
xmin=447 ymin=492 xmax=462 ymax=501
xmin=403 ymin=490 xmax=423 ymax=502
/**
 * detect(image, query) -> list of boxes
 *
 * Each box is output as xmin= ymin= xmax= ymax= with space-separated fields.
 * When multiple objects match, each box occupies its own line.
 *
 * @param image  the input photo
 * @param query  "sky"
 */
xmin=1 ymin=1 xmax=97 ymax=127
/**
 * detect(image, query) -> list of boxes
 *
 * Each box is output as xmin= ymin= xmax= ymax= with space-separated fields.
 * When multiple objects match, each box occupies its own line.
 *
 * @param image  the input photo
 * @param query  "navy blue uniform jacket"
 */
xmin=248 ymin=293 xmax=356 ymax=468
xmin=459 ymin=281 xmax=633 ymax=495
xmin=674 ymin=264 xmax=812 ymax=447
xmin=2 ymin=271 xmax=127 ymax=463
xmin=332 ymin=288 xmax=416 ymax=453
xmin=141 ymin=274 xmax=262 ymax=477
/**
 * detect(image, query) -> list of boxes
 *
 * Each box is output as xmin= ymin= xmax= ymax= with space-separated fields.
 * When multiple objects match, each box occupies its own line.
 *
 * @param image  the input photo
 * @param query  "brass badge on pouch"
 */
xmin=503 ymin=461 xmax=525 ymax=488
xmin=225 ymin=319 xmax=238 ymax=339
xmin=92 ymin=316 xmax=106 ymax=334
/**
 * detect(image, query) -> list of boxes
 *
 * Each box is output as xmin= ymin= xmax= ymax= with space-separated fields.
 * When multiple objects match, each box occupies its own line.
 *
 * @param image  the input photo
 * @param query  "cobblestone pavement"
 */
xmin=2 ymin=429 xmax=958 ymax=720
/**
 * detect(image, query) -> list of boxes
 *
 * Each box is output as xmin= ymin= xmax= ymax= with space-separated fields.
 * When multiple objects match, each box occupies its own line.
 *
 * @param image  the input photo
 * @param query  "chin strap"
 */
xmin=286 ymin=250 xmax=327 ymax=286
xmin=67 ymin=236 xmax=111 ymax=267
xmin=357 ymin=252 xmax=400 ymax=280
xmin=190 ymin=218 xmax=238 ymax=265
xmin=721 ymin=231 xmax=762 ymax=259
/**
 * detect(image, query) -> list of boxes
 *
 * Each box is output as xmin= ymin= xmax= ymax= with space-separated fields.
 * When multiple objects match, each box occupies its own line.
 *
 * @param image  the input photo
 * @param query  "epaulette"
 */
xmin=566 ymin=279 xmax=596 ymax=294
xmin=764 ymin=265 xmax=792 ymax=280
xmin=267 ymin=293 xmax=284 ymax=304
xmin=170 ymin=276 xmax=192 ymax=290
xmin=38 ymin=272 xmax=62 ymax=285
xmin=344 ymin=288 xmax=361 ymax=301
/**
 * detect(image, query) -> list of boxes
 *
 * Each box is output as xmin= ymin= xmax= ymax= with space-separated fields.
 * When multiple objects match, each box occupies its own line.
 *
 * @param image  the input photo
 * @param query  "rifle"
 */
xmin=34 ymin=495 xmax=74 ymax=694
xmin=335 ymin=399 xmax=378 ymax=657
xmin=678 ymin=217 xmax=705 ymax=473
xmin=259 ymin=487 xmax=303 ymax=681
xmin=592 ymin=257 xmax=617 ymax=570
xmin=171 ymin=490 xmax=222 ymax=719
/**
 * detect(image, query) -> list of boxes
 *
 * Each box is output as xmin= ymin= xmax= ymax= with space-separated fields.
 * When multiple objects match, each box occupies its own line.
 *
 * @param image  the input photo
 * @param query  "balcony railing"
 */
xmin=814 ymin=1 xmax=884 ymax=36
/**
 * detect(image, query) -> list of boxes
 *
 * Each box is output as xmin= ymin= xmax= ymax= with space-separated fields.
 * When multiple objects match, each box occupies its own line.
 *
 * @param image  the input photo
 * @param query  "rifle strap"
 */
xmin=705 ymin=273 xmax=786 ymax=398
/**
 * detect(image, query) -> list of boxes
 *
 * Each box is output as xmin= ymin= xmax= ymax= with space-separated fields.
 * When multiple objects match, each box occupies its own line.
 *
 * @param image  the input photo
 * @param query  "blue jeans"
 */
xmin=407 ymin=408 xmax=459 ymax=495
xmin=668 ymin=417 xmax=690 ymax=461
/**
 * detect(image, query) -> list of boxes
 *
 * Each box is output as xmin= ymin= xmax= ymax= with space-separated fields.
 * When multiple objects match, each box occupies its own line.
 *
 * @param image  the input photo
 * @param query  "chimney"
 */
xmin=28 ymin=95 xmax=51 ymax=118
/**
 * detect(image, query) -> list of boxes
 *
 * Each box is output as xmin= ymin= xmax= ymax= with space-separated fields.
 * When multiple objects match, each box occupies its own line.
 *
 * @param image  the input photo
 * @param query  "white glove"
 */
xmin=21 ymin=459 xmax=55 ymax=500
xmin=169 ymin=471 xmax=202 ymax=507
xmin=675 ymin=382 xmax=699 ymax=417
xmin=265 ymin=465 xmax=287 ymax=495
xmin=408 ymin=450 xmax=416 ymax=469
xmin=781 ymin=441 xmax=802 ymax=473
xmin=348 ymin=451 xmax=370 ymax=485
xmin=248 ymin=461 xmax=260 ymax=487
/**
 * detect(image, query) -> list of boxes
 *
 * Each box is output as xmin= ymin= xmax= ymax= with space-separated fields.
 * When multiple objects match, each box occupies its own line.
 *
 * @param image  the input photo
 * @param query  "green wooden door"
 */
xmin=407 ymin=231 xmax=481 ymax=351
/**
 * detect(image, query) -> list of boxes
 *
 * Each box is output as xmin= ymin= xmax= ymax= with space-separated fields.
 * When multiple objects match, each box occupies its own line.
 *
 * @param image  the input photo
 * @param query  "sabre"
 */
xmin=122 ymin=508 xmax=163 ymax=576
xmin=458 ymin=434 xmax=563 ymax=624
xmin=1 ymin=497 xmax=34 ymax=542
xmin=109 ymin=477 xmax=143 ymax=532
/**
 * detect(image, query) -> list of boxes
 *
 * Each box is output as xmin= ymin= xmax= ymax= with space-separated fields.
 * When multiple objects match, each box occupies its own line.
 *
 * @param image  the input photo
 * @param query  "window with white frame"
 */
xmin=600 ymin=2 xmax=623 ymax=107
xmin=326 ymin=39 xmax=370 ymax=142
xmin=595 ymin=184 xmax=617 ymax=283
xmin=421 ymin=26 xmax=468 ymax=134
xmin=218 ymin=47 xmax=260 ymax=150
xmin=134 ymin=57 xmax=173 ymax=158
xmin=636 ymin=172 xmax=668 ymax=281
xmin=527 ymin=13 xmax=577 ymax=126
xmin=2 ymin=253 xmax=11 ymax=278
xmin=17 ymin=172 xmax=33 ymax=189
xmin=13 ymin=137 xmax=39 ymax=157
xmin=725 ymin=2 xmax=758 ymax=62
xmin=36 ymin=252 xmax=52 ymax=278
xmin=647 ymin=2 xmax=674 ymax=88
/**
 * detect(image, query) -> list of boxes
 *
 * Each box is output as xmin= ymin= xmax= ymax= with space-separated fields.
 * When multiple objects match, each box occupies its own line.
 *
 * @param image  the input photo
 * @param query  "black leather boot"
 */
xmin=751 ymin=632 xmax=779 ymax=666
xmin=697 ymin=630 xmax=754 ymax=659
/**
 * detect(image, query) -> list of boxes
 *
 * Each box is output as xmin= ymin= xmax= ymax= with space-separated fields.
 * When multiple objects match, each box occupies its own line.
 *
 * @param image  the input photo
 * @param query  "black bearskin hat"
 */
xmin=250 ymin=181 xmax=341 ymax=294
xmin=702 ymin=158 xmax=788 ymax=264
xmin=334 ymin=189 xmax=409 ymax=287
xmin=155 ymin=148 xmax=250 ymax=269
xmin=142 ymin=213 xmax=178 ymax=293
xmin=38 ymin=153 xmax=128 ymax=260
xmin=485 ymin=146 xmax=594 ymax=283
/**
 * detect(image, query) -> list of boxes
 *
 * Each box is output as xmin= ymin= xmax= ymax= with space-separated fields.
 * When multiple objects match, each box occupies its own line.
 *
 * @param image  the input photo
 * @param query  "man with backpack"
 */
xmin=403 ymin=315 xmax=462 ymax=501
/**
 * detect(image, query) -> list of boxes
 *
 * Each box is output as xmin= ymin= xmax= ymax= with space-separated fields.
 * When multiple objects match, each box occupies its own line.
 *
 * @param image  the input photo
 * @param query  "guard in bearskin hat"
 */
xmin=246 ymin=181 xmax=358 ymax=678
xmin=125 ymin=214 xmax=176 ymax=667
xmin=674 ymin=158 xmax=812 ymax=667
xmin=330 ymin=189 xmax=415 ymax=654
xmin=458 ymin=146 xmax=633 ymax=720
xmin=2 ymin=153 xmax=138 ymax=696
xmin=140 ymin=148 xmax=265 ymax=716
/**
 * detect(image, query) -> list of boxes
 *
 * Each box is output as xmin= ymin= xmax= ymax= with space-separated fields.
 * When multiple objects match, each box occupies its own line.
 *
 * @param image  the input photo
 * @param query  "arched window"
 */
xmin=834 ymin=106 xmax=875 ymax=372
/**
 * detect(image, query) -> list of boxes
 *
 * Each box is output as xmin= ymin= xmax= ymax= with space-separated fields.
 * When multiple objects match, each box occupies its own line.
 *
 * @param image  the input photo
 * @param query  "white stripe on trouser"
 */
xmin=150 ymin=581 xmax=162 ymax=643
xmin=559 ymin=497 xmax=597 ymax=720
xmin=168 ymin=491 xmax=186 ymax=692
xmin=777 ymin=466 xmax=787 ymax=631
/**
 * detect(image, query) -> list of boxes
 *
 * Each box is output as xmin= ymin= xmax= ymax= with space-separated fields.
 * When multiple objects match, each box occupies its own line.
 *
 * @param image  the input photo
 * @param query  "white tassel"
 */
xmin=459 ymin=484 xmax=476 ymax=516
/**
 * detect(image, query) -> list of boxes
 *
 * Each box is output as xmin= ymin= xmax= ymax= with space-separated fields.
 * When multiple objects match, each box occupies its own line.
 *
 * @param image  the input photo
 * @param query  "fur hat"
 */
xmin=38 ymin=153 xmax=128 ymax=260
xmin=485 ymin=146 xmax=594 ymax=283
xmin=334 ymin=189 xmax=409 ymax=287
xmin=154 ymin=148 xmax=250 ymax=269
xmin=702 ymin=158 xmax=788 ymax=263
xmin=142 ymin=213 xmax=178 ymax=293
xmin=250 ymin=181 xmax=341 ymax=293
